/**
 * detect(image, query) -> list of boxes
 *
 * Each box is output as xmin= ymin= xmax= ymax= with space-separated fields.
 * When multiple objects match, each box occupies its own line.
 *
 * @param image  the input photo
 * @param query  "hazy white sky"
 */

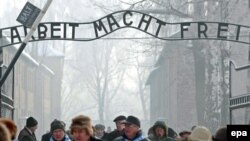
xmin=0 ymin=1 xmax=37 ymax=28
xmin=0 ymin=0 xmax=25 ymax=16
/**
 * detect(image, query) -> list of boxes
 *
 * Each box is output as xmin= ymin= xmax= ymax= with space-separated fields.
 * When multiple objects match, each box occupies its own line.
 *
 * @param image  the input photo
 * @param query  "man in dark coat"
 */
xmin=18 ymin=116 xmax=38 ymax=141
xmin=107 ymin=115 xmax=126 ymax=141
xmin=147 ymin=120 xmax=174 ymax=141
xmin=113 ymin=115 xmax=150 ymax=141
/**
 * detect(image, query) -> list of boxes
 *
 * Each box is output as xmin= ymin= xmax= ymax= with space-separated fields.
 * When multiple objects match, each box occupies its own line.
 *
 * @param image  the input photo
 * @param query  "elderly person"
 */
xmin=18 ymin=116 xmax=38 ymax=141
xmin=49 ymin=119 xmax=71 ymax=141
xmin=114 ymin=115 xmax=150 ymax=141
xmin=94 ymin=124 xmax=108 ymax=140
xmin=70 ymin=115 xmax=101 ymax=141
xmin=107 ymin=115 xmax=126 ymax=141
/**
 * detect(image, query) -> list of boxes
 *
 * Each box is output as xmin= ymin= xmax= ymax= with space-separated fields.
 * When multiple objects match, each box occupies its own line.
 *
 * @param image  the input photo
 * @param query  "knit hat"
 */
xmin=50 ymin=119 xmax=65 ymax=132
xmin=123 ymin=115 xmax=140 ymax=128
xmin=113 ymin=115 xmax=126 ymax=122
xmin=188 ymin=126 xmax=212 ymax=141
xmin=70 ymin=115 xmax=93 ymax=136
xmin=26 ymin=117 xmax=38 ymax=128
xmin=0 ymin=118 xmax=17 ymax=140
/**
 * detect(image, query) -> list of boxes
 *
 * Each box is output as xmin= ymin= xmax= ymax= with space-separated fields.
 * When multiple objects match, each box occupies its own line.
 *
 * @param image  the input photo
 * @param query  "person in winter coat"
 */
xmin=0 ymin=118 xmax=18 ymax=140
xmin=70 ymin=115 xmax=102 ymax=141
xmin=49 ymin=119 xmax=71 ymax=141
xmin=0 ymin=122 xmax=11 ymax=141
xmin=147 ymin=120 xmax=174 ymax=141
xmin=107 ymin=115 xmax=126 ymax=141
xmin=18 ymin=116 xmax=38 ymax=141
xmin=113 ymin=115 xmax=150 ymax=141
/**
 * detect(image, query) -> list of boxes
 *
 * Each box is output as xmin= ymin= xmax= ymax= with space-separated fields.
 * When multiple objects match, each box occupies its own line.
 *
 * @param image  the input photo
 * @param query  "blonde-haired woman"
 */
xmin=70 ymin=115 xmax=101 ymax=141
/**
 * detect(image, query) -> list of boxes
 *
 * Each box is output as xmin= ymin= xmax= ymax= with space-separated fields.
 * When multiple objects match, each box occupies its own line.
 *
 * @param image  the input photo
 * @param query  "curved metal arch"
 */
xmin=1 ymin=10 xmax=250 ymax=48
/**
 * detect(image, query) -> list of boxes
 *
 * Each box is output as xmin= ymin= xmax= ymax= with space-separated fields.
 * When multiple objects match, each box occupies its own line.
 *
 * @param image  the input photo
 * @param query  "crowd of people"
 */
xmin=0 ymin=115 xmax=227 ymax=141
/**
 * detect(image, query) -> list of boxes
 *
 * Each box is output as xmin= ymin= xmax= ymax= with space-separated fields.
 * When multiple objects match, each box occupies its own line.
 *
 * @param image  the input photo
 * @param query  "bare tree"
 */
xmin=129 ymin=0 xmax=236 ymax=131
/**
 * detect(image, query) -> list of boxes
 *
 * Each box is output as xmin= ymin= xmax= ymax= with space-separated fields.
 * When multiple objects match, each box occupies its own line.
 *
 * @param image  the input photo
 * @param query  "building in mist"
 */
xmin=0 ymin=36 xmax=64 ymax=138
xmin=146 ymin=40 xmax=197 ymax=132
xmin=146 ymin=0 xmax=250 ymax=132
xmin=227 ymin=0 xmax=250 ymax=125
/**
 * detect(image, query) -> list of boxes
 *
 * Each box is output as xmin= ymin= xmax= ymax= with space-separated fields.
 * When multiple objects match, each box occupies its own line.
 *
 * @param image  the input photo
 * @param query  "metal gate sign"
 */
xmin=1 ymin=10 xmax=250 ymax=48
xmin=16 ymin=2 xmax=41 ymax=28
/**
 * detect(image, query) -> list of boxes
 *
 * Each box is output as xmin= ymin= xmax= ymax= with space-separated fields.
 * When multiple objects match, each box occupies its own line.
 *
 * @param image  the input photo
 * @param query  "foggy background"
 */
xmin=0 ymin=0 xmax=250 ymax=139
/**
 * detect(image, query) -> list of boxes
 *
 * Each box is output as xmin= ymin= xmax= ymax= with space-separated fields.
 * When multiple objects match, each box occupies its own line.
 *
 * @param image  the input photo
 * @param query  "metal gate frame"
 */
xmin=0 ymin=65 xmax=15 ymax=118
xmin=229 ymin=60 xmax=250 ymax=124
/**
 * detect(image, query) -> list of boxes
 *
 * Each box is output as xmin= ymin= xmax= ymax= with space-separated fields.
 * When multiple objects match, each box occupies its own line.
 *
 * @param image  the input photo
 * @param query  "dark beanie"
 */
xmin=50 ymin=120 xmax=65 ymax=132
xmin=26 ymin=117 xmax=38 ymax=128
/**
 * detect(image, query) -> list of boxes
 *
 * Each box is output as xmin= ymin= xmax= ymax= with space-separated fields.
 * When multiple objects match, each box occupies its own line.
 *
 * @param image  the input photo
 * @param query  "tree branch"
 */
xmin=139 ymin=7 xmax=191 ymax=18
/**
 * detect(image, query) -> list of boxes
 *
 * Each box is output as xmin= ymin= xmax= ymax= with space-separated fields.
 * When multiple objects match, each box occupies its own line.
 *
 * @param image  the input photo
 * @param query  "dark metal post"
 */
xmin=0 ymin=36 xmax=3 ymax=117
xmin=0 ymin=38 xmax=2 ymax=117
xmin=12 ymin=66 xmax=15 ymax=119
xmin=229 ymin=60 xmax=232 ymax=124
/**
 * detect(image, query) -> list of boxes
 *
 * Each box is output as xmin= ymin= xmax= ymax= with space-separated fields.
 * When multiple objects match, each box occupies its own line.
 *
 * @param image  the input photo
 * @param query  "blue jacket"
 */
xmin=113 ymin=130 xmax=150 ymax=141
xmin=49 ymin=134 xmax=71 ymax=141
